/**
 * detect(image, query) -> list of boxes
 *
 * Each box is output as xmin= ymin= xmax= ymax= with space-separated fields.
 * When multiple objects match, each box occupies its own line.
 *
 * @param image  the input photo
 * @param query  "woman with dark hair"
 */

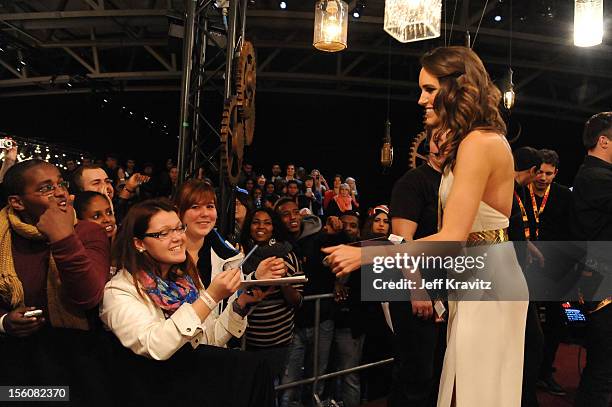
xmin=323 ymin=174 xmax=343 ymax=210
xmin=361 ymin=205 xmax=391 ymax=239
xmin=324 ymin=46 xmax=528 ymax=407
xmin=239 ymin=207 xmax=304 ymax=384
xmin=99 ymin=198 xmax=274 ymax=406
xmin=73 ymin=191 xmax=117 ymax=240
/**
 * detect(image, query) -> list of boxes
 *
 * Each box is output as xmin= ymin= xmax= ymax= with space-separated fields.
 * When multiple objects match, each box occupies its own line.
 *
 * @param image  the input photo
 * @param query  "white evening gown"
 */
xmin=437 ymin=170 xmax=529 ymax=407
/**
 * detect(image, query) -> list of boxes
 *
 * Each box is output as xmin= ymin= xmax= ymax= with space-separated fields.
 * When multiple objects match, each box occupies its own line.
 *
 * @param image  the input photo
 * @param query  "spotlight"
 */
xmin=494 ymin=15 xmax=502 ymax=22
xmin=0 ymin=47 xmax=4 ymax=52
xmin=19 ymin=60 xmax=26 ymax=66
xmin=352 ymin=1 xmax=365 ymax=18
xmin=279 ymin=1 xmax=287 ymax=9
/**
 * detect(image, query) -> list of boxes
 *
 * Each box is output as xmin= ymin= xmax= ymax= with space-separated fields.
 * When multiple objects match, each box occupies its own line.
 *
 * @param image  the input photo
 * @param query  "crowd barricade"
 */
xmin=241 ymin=293 xmax=394 ymax=406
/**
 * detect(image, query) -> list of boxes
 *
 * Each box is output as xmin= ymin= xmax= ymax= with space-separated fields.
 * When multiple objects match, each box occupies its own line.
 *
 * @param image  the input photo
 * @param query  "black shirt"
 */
xmin=571 ymin=155 xmax=612 ymax=241
xmin=525 ymin=182 xmax=573 ymax=241
xmin=390 ymin=164 xmax=441 ymax=239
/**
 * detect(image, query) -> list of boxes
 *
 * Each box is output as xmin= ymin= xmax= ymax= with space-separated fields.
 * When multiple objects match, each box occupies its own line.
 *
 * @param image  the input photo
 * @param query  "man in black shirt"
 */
xmin=571 ymin=112 xmax=612 ymax=407
xmin=388 ymin=134 xmax=445 ymax=407
xmin=524 ymin=149 xmax=573 ymax=396
xmin=510 ymin=146 xmax=544 ymax=407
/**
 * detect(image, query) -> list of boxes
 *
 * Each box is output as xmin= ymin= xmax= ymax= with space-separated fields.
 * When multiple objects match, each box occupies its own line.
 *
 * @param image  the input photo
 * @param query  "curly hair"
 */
xmin=420 ymin=46 xmax=507 ymax=171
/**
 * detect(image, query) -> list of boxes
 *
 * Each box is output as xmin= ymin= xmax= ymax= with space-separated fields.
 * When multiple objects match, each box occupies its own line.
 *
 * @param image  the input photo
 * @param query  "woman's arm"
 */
xmin=323 ymin=131 xmax=502 ymax=277
xmin=100 ymin=269 xmax=245 ymax=360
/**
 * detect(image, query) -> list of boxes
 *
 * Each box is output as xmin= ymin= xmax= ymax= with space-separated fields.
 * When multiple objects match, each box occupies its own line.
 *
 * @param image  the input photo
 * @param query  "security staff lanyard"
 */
xmin=515 ymin=184 xmax=551 ymax=240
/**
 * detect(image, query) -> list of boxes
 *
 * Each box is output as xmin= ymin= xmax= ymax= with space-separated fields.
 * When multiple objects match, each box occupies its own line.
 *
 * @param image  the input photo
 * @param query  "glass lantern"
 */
xmin=384 ymin=0 xmax=442 ymax=43
xmin=313 ymin=0 xmax=349 ymax=52
xmin=574 ymin=0 xmax=603 ymax=47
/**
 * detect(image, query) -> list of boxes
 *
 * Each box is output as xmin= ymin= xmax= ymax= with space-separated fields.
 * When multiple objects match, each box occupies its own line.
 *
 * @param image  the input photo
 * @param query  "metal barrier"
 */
xmin=241 ymin=293 xmax=394 ymax=407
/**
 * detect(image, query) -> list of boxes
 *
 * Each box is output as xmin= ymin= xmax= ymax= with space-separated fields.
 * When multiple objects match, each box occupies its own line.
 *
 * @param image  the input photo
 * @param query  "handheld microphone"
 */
xmin=381 ymin=120 xmax=393 ymax=168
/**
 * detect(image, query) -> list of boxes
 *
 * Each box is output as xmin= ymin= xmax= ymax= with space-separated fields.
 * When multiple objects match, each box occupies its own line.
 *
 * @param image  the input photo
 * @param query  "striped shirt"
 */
xmin=245 ymin=251 xmax=304 ymax=348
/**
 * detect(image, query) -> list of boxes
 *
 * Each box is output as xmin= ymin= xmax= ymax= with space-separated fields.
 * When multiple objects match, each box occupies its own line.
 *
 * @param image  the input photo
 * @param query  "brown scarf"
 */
xmin=0 ymin=206 xmax=89 ymax=330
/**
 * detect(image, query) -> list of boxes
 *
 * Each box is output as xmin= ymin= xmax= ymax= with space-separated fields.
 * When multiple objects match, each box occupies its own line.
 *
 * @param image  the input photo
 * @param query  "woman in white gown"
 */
xmin=323 ymin=46 xmax=529 ymax=407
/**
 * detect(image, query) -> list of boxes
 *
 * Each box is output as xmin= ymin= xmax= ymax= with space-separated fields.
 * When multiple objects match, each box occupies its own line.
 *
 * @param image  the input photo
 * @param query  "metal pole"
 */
xmin=219 ymin=0 xmax=239 ymax=236
xmin=191 ymin=16 xmax=209 ymax=176
xmin=223 ymin=0 xmax=238 ymax=99
xmin=177 ymin=0 xmax=197 ymax=185
xmin=240 ymin=0 xmax=248 ymax=45
xmin=312 ymin=297 xmax=322 ymax=406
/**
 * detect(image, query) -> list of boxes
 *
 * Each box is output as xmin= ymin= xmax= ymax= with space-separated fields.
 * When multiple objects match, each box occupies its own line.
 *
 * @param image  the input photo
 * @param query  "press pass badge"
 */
xmin=434 ymin=301 xmax=446 ymax=318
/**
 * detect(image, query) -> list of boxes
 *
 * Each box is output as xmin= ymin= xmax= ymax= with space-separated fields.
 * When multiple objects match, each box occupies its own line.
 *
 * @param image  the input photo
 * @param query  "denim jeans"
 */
xmin=280 ymin=319 xmax=335 ymax=407
xmin=332 ymin=327 xmax=365 ymax=407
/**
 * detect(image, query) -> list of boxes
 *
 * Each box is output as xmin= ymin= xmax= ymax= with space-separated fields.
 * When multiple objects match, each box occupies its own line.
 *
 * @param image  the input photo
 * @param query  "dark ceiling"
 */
xmin=0 ymin=0 xmax=611 ymax=123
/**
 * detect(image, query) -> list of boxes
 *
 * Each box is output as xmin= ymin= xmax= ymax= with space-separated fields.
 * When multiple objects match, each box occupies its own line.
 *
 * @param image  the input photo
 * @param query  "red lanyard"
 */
xmin=528 ymin=183 xmax=550 ymax=239
xmin=514 ymin=190 xmax=532 ymax=240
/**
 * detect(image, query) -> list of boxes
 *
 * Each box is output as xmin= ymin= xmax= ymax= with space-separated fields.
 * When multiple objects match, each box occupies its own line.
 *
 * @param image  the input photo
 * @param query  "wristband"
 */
xmin=200 ymin=291 xmax=219 ymax=311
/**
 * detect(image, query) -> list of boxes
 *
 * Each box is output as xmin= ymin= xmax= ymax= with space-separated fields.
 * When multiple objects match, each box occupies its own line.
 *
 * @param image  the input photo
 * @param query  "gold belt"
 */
xmin=467 ymin=228 xmax=509 ymax=245
xmin=590 ymin=297 xmax=611 ymax=313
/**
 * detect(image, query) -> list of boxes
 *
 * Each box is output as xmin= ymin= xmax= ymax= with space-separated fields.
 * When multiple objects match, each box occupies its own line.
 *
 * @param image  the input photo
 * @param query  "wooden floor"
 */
xmin=361 ymin=343 xmax=586 ymax=407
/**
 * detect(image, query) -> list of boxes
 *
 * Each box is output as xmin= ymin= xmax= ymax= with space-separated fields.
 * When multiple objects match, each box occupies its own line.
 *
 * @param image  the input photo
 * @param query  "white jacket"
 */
xmin=99 ymin=269 xmax=247 ymax=361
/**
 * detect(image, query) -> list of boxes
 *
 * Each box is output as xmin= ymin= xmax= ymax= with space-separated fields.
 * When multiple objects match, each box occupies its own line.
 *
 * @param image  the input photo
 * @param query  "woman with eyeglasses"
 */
xmin=100 ymin=198 xmax=275 ymax=406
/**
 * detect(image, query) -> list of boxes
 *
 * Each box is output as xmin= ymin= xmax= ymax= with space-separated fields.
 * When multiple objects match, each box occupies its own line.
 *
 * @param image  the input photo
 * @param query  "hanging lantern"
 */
xmin=313 ymin=0 xmax=349 ymax=52
xmin=384 ymin=0 xmax=442 ymax=43
xmin=574 ymin=0 xmax=603 ymax=47
xmin=504 ymin=68 xmax=516 ymax=110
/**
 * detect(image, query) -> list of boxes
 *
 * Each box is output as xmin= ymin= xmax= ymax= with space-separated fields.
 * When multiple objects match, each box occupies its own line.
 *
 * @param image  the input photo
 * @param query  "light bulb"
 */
xmin=504 ymin=88 xmax=515 ymax=109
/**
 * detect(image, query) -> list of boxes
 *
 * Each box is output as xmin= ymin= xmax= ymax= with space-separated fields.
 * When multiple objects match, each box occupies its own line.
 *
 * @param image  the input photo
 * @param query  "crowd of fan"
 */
xmin=0 ymin=145 xmax=394 ymax=407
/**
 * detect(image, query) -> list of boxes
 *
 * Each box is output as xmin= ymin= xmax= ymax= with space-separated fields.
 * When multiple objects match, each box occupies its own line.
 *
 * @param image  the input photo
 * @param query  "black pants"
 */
xmin=522 ymin=302 xmax=544 ymax=407
xmin=574 ymin=304 xmax=612 ymax=407
xmin=538 ymin=302 xmax=566 ymax=380
xmin=388 ymin=301 xmax=446 ymax=407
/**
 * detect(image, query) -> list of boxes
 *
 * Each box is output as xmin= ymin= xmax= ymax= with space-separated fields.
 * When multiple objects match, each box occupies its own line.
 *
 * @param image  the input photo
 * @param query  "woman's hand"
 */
xmin=207 ymin=268 xmax=242 ymax=302
xmin=125 ymin=172 xmax=151 ymax=192
xmin=321 ymin=245 xmax=362 ymax=277
xmin=255 ymin=257 xmax=287 ymax=280
xmin=236 ymin=287 xmax=268 ymax=308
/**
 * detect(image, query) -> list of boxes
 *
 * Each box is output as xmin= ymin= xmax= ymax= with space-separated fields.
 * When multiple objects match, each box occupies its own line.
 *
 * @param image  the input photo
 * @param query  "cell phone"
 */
xmin=23 ymin=309 xmax=43 ymax=318
xmin=307 ymin=187 xmax=312 ymax=193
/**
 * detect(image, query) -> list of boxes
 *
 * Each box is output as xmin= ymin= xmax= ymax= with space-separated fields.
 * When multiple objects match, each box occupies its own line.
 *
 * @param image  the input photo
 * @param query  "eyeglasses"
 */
xmin=143 ymin=224 xmax=187 ymax=240
xmin=30 ymin=180 xmax=70 ymax=195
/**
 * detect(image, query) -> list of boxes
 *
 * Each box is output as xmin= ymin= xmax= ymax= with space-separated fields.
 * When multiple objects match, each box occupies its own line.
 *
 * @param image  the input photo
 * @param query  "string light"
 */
xmin=99 ymin=97 xmax=171 ymax=136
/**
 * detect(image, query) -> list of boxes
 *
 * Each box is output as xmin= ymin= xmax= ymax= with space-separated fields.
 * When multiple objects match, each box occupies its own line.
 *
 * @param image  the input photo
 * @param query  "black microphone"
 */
xmin=381 ymin=120 xmax=393 ymax=168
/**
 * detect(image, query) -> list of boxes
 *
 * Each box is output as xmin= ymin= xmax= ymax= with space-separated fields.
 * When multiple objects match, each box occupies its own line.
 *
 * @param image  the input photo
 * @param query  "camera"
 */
xmin=0 ymin=138 xmax=14 ymax=149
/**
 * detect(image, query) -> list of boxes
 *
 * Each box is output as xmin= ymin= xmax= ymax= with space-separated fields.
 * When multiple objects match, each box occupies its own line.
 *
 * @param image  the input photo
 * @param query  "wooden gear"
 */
xmin=408 ymin=131 xmax=429 ymax=169
xmin=235 ymin=40 xmax=256 ymax=145
xmin=220 ymin=96 xmax=245 ymax=185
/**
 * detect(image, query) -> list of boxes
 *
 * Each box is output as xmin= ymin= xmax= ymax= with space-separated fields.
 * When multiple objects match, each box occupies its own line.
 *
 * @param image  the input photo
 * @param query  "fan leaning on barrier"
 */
xmin=220 ymin=40 xmax=256 ymax=186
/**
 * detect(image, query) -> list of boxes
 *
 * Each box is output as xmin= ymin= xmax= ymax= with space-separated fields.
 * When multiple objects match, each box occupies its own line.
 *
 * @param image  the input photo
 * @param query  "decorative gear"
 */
xmin=220 ymin=96 xmax=245 ymax=186
xmin=408 ymin=131 xmax=429 ymax=169
xmin=235 ymin=40 xmax=256 ymax=145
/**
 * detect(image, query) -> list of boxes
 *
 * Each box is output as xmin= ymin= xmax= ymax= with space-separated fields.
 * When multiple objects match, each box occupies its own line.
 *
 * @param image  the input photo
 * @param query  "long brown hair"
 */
xmin=420 ymin=46 xmax=506 ymax=171
xmin=112 ymin=198 xmax=202 ymax=295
